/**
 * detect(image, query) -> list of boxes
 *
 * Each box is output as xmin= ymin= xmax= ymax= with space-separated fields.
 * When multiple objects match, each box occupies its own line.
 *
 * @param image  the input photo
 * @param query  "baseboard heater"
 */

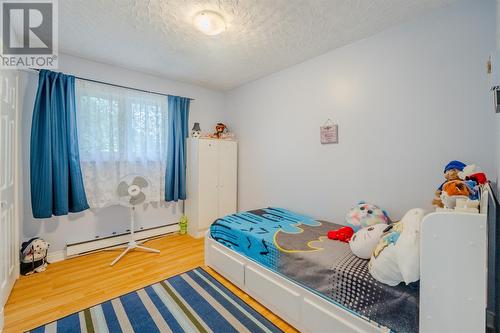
xmin=66 ymin=223 xmax=180 ymax=257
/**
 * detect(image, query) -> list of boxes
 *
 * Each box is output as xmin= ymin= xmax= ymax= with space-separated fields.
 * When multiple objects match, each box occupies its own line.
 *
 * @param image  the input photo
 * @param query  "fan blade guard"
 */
xmin=117 ymin=181 xmax=130 ymax=197
xmin=132 ymin=176 xmax=148 ymax=188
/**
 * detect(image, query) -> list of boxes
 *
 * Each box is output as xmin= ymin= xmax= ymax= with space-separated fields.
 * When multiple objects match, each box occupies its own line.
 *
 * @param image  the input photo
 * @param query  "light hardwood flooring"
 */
xmin=4 ymin=233 xmax=298 ymax=333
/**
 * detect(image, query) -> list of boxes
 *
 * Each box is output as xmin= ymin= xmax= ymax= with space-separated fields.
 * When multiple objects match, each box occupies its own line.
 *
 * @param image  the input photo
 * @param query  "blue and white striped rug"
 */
xmin=28 ymin=267 xmax=283 ymax=333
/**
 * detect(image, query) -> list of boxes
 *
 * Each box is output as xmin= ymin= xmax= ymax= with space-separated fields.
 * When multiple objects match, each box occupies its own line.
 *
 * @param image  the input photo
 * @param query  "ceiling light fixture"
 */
xmin=193 ymin=10 xmax=226 ymax=36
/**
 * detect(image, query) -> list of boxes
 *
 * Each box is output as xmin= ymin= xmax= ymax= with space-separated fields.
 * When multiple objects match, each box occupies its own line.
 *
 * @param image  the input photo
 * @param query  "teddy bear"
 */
xmin=440 ymin=180 xmax=470 ymax=209
xmin=211 ymin=123 xmax=227 ymax=139
xmin=432 ymin=160 xmax=466 ymax=208
xmin=344 ymin=201 xmax=390 ymax=232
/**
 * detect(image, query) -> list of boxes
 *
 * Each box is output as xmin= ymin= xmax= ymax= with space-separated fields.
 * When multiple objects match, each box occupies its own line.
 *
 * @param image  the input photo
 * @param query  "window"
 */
xmin=76 ymin=80 xmax=168 ymax=208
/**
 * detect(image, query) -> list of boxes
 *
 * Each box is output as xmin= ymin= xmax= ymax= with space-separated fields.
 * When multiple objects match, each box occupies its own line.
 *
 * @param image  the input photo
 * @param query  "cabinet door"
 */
xmin=218 ymin=141 xmax=237 ymax=217
xmin=198 ymin=140 xmax=219 ymax=230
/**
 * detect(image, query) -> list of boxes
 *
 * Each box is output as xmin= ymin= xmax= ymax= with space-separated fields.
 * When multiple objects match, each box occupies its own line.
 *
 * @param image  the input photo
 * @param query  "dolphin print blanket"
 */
xmin=210 ymin=208 xmax=419 ymax=333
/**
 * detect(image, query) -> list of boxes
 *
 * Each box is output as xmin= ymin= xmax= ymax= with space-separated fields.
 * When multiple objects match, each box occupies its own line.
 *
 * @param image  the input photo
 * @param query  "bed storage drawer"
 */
xmin=245 ymin=264 xmax=301 ymax=326
xmin=302 ymin=296 xmax=382 ymax=333
xmin=208 ymin=244 xmax=245 ymax=287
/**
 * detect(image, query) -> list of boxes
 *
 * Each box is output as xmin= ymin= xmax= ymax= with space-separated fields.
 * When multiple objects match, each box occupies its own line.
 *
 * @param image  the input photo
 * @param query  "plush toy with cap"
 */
xmin=432 ymin=160 xmax=466 ymax=208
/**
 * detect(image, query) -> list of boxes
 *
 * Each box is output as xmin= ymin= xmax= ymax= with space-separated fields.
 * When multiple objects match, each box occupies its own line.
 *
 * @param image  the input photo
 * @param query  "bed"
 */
xmin=205 ymin=186 xmax=492 ymax=333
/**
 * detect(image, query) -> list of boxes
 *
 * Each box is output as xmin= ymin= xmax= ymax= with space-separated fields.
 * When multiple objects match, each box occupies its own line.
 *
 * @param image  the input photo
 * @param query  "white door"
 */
xmin=0 ymin=69 xmax=20 ymax=330
xmin=198 ymin=140 xmax=219 ymax=230
xmin=218 ymin=141 xmax=237 ymax=217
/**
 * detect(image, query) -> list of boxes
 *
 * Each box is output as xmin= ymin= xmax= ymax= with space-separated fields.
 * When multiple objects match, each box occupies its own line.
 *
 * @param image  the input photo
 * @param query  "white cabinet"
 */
xmin=186 ymin=138 xmax=237 ymax=238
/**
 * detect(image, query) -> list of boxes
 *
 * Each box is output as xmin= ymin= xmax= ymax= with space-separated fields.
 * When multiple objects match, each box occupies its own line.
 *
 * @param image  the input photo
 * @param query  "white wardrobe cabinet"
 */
xmin=185 ymin=138 xmax=237 ymax=238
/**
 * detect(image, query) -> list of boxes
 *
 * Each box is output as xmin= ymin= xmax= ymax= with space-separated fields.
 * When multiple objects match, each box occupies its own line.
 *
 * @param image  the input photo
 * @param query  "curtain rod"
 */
xmin=30 ymin=68 xmax=195 ymax=101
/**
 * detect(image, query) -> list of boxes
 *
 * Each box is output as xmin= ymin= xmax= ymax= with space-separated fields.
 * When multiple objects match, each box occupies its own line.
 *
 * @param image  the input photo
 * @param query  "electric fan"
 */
xmin=109 ymin=174 xmax=160 ymax=266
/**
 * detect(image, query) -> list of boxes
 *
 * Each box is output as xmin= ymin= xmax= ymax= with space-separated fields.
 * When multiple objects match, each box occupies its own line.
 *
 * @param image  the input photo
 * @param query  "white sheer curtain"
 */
xmin=76 ymin=79 xmax=168 ymax=208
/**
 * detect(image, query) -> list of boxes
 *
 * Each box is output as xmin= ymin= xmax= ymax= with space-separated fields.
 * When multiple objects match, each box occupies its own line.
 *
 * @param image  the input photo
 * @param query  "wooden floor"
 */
xmin=4 ymin=233 xmax=298 ymax=333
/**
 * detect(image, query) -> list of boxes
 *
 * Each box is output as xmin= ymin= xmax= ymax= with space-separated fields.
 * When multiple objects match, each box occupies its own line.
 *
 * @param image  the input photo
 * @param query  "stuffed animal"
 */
xmin=432 ymin=160 xmax=466 ymax=208
xmin=464 ymin=179 xmax=480 ymax=201
xmin=20 ymin=238 xmax=49 ymax=275
xmin=212 ymin=123 xmax=227 ymax=139
xmin=456 ymin=164 xmax=482 ymax=200
xmin=349 ymin=224 xmax=389 ymax=259
xmin=327 ymin=226 xmax=354 ymax=242
xmin=468 ymin=172 xmax=487 ymax=185
xmin=345 ymin=202 xmax=390 ymax=232
xmin=440 ymin=179 xmax=470 ymax=209
xmin=442 ymin=179 xmax=470 ymax=196
xmin=369 ymin=208 xmax=425 ymax=286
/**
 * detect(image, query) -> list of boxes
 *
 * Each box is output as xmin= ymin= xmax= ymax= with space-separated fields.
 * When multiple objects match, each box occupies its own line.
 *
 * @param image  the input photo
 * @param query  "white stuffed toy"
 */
xmin=349 ymin=224 xmax=388 ymax=259
xmin=20 ymin=238 xmax=49 ymax=275
xmin=368 ymin=208 xmax=425 ymax=286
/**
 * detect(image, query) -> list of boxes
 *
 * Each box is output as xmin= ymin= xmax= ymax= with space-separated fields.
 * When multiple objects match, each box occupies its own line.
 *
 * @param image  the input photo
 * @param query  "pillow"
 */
xmin=345 ymin=201 xmax=390 ymax=232
xmin=395 ymin=208 xmax=425 ymax=284
xmin=368 ymin=208 xmax=425 ymax=286
xmin=368 ymin=221 xmax=403 ymax=286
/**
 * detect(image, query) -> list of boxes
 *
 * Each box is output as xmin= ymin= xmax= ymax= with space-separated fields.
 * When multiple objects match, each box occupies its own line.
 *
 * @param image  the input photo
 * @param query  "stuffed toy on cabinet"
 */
xmin=440 ymin=179 xmax=470 ymax=209
xmin=212 ymin=123 xmax=227 ymax=139
xmin=432 ymin=160 xmax=466 ymax=208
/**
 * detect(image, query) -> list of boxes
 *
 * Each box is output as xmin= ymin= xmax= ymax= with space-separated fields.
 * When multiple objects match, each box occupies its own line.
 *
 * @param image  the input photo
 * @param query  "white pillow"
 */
xmin=369 ymin=208 xmax=425 ymax=286
xmin=368 ymin=242 xmax=402 ymax=286
xmin=395 ymin=208 xmax=425 ymax=284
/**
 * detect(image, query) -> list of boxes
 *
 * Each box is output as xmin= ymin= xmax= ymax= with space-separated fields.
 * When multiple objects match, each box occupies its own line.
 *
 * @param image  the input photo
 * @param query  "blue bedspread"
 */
xmin=210 ymin=208 xmax=419 ymax=333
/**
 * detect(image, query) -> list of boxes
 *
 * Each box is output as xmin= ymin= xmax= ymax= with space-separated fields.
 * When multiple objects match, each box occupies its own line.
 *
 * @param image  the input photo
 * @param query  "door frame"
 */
xmin=0 ymin=69 xmax=21 ymax=333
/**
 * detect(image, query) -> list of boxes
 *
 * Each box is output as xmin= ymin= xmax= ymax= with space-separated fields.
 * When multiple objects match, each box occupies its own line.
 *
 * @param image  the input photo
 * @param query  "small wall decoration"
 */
xmin=320 ymin=119 xmax=338 ymax=144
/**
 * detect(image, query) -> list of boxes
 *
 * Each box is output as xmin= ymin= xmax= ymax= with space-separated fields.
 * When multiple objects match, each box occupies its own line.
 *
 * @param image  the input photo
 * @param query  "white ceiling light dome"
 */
xmin=193 ymin=10 xmax=226 ymax=36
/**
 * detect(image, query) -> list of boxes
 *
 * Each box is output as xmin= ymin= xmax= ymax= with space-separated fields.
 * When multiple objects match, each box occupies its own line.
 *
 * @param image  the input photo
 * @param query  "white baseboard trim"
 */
xmin=47 ymin=250 xmax=66 ymax=263
xmin=65 ymin=223 xmax=179 ymax=258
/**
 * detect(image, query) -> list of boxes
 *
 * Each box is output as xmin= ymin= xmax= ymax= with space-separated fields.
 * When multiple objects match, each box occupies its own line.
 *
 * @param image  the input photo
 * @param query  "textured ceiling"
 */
xmin=59 ymin=0 xmax=455 ymax=91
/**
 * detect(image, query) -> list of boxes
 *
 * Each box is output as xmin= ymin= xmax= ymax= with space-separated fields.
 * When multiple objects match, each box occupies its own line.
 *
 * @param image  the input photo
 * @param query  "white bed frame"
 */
xmin=205 ymin=187 xmax=490 ymax=333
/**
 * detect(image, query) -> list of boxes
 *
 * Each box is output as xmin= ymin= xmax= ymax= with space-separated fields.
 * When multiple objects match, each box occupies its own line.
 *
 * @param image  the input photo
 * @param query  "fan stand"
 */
xmin=109 ymin=206 xmax=160 ymax=266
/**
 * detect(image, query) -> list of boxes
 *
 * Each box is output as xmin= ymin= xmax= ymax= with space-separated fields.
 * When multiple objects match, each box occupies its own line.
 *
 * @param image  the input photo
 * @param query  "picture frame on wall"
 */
xmin=320 ymin=119 xmax=338 ymax=144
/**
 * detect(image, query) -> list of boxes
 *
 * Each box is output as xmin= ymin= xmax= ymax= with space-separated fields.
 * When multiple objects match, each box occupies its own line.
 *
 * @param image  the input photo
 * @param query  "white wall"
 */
xmin=226 ymin=0 xmax=496 ymax=222
xmin=19 ymin=53 xmax=226 ymax=253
